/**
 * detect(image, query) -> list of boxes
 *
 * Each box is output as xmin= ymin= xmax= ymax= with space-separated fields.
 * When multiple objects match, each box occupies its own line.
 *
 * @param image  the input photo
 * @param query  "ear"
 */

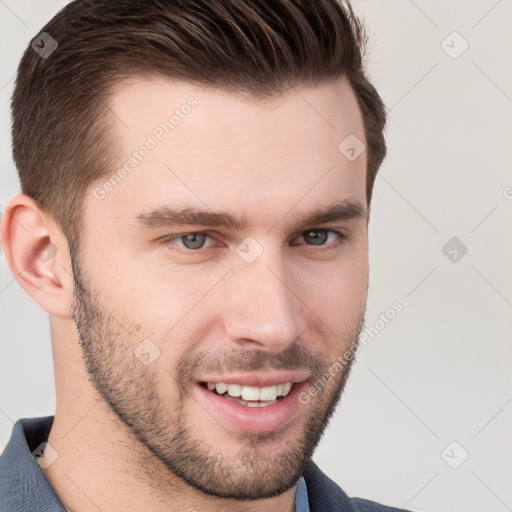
xmin=1 ymin=193 xmax=75 ymax=318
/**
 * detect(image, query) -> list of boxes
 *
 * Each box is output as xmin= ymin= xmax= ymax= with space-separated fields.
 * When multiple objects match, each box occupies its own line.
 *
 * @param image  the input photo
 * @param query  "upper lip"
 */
xmin=197 ymin=371 xmax=310 ymax=388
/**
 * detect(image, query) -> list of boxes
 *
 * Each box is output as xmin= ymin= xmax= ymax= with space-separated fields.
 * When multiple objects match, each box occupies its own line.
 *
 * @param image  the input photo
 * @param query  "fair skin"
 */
xmin=1 ymin=76 xmax=368 ymax=512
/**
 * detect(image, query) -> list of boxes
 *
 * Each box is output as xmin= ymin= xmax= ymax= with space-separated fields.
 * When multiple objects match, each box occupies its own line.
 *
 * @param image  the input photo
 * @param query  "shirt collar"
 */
xmin=0 ymin=416 xmax=66 ymax=511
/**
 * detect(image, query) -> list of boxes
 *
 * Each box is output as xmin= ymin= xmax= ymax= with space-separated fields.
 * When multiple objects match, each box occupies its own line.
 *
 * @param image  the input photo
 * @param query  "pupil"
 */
xmin=184 ymin=233 xmax=205 ymax=249
xmin=305 ymin=230 xmax=327 ymax=245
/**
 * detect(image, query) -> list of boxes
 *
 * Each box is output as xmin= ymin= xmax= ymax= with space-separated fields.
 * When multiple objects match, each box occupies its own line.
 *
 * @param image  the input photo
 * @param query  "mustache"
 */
xmin=176 ymin=343 xmax=330 ymax=383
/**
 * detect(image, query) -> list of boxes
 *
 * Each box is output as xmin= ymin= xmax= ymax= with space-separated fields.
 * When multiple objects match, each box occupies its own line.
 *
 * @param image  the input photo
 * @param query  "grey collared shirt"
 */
xmin=1 ymin=416 xmax=310 ymax=512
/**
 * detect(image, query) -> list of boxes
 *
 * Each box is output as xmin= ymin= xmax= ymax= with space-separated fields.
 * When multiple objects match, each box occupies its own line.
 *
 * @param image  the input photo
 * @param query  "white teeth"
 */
xmin=227 ymin=384 xmax=242 ymax=397
xmin=241 ymin=386 xmax=260 ymax=401
xmin=244 ymin=399 xmax=277 ymax=408
xmin=259 ymin=385 xmax=277 ymax=401
xmin=257 ymin=400 xmax=277 ymax=407
xmin=225 ymin=395 xmax=278 ymax=407
xmin=205 ymin=381 xmax=294 ymax=402
xmin=215 ymin=383 xmax=228 ymax=395
xmin=282 ymin=382 xmax=292 ymax=397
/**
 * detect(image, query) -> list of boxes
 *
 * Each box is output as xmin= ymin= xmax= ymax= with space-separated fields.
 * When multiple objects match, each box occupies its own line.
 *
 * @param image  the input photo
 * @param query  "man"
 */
xmin=0 ymin=1 xmax=413 ymax=511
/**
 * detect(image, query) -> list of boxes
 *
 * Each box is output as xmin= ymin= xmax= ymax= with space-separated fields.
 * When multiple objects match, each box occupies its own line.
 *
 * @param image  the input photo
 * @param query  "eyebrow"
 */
xmin=134 ymin=200 xmax=367 ymax=232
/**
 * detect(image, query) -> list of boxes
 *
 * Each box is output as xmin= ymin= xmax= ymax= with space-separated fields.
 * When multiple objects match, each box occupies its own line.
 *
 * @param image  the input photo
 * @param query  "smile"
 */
xmin=202 ymin=381 xmax=294 ymax=407
xmin=194 ymin=375 xmax=310 ymax=432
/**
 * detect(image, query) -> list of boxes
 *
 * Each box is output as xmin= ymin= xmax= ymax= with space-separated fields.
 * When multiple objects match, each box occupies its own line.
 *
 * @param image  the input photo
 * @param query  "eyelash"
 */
xmin=159 ymin=229 xmax=347 ymax=255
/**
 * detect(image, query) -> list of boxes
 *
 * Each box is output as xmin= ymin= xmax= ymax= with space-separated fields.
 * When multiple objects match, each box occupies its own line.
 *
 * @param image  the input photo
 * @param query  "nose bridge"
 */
xmin=223 ymin=247 xmax=304 ymax=352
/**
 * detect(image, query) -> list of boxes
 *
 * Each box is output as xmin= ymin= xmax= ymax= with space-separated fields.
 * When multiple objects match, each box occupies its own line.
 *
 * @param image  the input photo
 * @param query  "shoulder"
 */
xmin=303 ymin=460 xmax=414 ymax=512
xmin=1 ymin=416 xmax=65 ymax=512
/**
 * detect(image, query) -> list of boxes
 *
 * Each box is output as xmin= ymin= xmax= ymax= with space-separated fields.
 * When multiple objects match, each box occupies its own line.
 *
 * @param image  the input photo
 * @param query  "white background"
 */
xmin=1 ymin=1 xmax=511 ymax=511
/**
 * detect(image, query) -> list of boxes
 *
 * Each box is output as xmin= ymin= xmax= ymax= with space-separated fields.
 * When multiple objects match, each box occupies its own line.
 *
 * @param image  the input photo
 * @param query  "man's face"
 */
xmin=72 ymin=77 xmax=368 ymax=500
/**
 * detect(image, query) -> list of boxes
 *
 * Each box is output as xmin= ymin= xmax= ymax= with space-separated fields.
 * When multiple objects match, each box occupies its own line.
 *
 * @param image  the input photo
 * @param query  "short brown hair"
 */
xmin=11 ymin=0 xmax=387 ymax=253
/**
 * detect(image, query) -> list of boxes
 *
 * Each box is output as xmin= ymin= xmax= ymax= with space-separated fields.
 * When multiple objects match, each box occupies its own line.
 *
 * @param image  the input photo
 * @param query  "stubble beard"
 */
xmin=70 ymin=252 xmax=363 ymax=500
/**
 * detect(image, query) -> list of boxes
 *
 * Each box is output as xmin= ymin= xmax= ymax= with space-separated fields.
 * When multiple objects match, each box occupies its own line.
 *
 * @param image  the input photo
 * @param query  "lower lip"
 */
xmin=194 ymin=382 xmax=308 ymax=433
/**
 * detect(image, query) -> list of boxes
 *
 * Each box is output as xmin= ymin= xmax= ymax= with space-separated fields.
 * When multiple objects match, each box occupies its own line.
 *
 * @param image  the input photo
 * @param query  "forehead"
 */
xmin=86 ymin=76 xmax=367 ymax=233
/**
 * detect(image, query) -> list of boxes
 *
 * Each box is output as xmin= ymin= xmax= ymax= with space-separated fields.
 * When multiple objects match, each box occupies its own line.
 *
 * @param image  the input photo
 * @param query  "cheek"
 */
xmin=294 ymin=255 xmax=368 ymax=337
xmin=101 ymin=259 xmax=222 ymax=327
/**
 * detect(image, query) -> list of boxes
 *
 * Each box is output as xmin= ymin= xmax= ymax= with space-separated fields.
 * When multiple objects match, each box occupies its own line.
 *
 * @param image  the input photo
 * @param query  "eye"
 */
xmin=294 ymin=229 xmax=346 ymax=247
xmin=161 ymin=232 xmax=216 ymax=251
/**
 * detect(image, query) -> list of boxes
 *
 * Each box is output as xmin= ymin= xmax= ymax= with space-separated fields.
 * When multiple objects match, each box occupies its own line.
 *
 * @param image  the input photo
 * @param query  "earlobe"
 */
xmin=0 ymin=194 xmax=74 ymax=318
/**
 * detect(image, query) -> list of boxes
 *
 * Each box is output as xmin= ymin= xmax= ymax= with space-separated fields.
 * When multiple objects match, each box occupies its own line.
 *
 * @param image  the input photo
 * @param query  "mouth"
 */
xmin=194 ymin=376 xmax=309 ymax=433
xmin=199 ymin=381 xmax=294 ymax=408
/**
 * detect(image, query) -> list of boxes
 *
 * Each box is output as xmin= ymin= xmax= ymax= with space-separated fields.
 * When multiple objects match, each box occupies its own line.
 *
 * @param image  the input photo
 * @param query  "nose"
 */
xmin=222 ymin=247 xmax=306 ymax=353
